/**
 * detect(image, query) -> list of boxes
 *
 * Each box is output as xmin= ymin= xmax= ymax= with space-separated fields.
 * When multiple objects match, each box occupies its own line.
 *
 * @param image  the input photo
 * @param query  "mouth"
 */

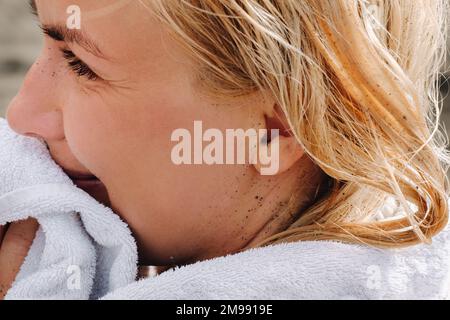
xmin=63 ymin=168 xmax=101 ymax=184
xmin=71 ymin=176 xmax=104 ymax=189
xmin=46 ymin=142 xmax=110 ymax=205
xmin=62 ymin=169 xmax=109 ymax=205
xmin=63 ymin=169 xmax=103 ymax=195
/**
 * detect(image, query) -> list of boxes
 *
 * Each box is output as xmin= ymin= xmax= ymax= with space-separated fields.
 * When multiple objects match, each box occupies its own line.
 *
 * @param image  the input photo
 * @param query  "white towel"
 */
xmin=104 ymin=223 xmax=450 ymax=299
xmin=0 ymin=117 xmax=449 ymax=300
xmin=0 ymin=118 xmax=137 ymax=299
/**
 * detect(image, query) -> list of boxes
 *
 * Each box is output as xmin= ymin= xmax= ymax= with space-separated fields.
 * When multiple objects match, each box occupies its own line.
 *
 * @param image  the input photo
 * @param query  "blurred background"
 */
xmin=0 ymin=0 xmax=41 ymax=115
xmin=0 ymin=0 xmax=449 ymax=135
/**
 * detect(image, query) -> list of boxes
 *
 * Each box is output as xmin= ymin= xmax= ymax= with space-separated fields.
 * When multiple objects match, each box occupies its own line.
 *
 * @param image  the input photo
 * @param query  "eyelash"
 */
xmin=60 ymin=49 xmax=100 ymax=81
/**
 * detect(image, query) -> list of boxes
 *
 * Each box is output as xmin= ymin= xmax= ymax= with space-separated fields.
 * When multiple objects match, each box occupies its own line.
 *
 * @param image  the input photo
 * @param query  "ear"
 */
xmin=253 ymin=104 xmax=304 ymax=175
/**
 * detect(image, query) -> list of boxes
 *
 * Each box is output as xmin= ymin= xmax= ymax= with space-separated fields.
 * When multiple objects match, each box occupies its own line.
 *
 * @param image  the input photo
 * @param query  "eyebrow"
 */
xmin=29 ymin=0 xmax=107 ymax=59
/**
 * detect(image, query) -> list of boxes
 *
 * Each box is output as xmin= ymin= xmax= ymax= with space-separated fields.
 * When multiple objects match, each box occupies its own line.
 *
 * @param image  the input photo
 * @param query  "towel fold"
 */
xmin=0 ymin=118 xmax=137 ymax=299
xmin=0 ymin=117 xmax=449 ymax=300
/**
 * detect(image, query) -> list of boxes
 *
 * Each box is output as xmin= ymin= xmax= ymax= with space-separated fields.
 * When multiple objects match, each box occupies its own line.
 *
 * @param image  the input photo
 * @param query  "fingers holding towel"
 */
xmin=0 ymin=218 xmax=39 ymax=299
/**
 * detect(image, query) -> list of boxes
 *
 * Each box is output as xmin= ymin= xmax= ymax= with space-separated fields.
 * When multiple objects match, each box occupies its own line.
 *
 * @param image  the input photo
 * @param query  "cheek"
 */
xmin=61 ymin=90 xmax=178 ymax=182
xmin=62 ymin=95 xmax=114 ymax=177
xmin=60 ymin=87 xmax=253 ymax=226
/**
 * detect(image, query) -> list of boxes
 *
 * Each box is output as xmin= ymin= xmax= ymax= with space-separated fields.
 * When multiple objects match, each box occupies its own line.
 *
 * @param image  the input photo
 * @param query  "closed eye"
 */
xmin=60 ymin=48 xmax=100 ymax=81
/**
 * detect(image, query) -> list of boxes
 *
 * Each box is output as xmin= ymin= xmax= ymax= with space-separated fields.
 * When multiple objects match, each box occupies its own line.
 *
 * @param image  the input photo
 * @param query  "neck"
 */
xmin=192 ymin=156 xmax=329 ymax=263
xmin=240 ymin=157 xmax=329 ymax=251
xmin=151 ymin=157 xmax=329 ymax=274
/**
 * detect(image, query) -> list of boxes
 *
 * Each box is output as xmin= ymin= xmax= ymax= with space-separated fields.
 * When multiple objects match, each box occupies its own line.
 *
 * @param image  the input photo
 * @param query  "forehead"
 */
xmin=33 ymin=0 xmax=160 ymax=50
xmin=33 ymin=0 xmax=134 ymax=21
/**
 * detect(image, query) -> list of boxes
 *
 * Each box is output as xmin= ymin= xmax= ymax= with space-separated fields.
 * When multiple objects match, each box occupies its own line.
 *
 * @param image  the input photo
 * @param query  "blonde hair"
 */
xmin=143 ymin=0 xmax=450 ymax=249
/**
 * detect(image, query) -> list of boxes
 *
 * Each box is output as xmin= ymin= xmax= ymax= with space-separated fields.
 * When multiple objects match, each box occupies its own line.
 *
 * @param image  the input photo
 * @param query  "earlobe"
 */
xmin=253 ymin=134 xmax=304 ymax=175
xmin=277 ymin=135 xmax=304 ymax=174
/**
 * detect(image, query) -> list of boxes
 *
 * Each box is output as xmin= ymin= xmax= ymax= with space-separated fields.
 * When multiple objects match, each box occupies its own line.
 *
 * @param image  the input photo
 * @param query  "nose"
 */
xmin=6 ymin=53 xmax=65 ymax=141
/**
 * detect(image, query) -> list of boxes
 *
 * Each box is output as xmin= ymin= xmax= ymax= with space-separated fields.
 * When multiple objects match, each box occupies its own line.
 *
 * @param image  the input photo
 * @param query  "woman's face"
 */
xmin=7 ymin=0 xmax=309 ymax=265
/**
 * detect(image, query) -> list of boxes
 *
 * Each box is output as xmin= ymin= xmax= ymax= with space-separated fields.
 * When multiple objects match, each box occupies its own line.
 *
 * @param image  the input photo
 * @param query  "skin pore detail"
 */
xmin=5 ymin=0 xmax=328 ymax=268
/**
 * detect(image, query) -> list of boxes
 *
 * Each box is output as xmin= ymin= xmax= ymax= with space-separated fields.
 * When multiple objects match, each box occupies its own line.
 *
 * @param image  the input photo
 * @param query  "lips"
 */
xmin=62 ymin=168 xmax=99 ymax=181
xmin=71 ymin=177 xmax=103 ymax=187
xmin=63 ymin=169 xmax=102 ymax=189
xmin=63 ymin=169 xmax=111 ymax=206
xmin=61 ymin=168 xmax=103 ymax=193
